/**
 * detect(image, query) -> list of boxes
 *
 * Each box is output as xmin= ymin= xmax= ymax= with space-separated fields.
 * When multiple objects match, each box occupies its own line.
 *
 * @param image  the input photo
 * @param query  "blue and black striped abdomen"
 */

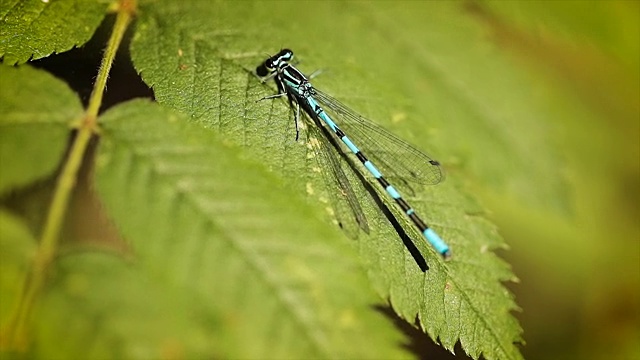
xmin=304 ymin=96 xmax=451 ymax=257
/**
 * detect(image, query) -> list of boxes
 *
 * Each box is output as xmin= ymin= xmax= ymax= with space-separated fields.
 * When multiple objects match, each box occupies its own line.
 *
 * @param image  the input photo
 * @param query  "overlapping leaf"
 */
xmin=95 ymin=100 xmax=409 ymax=359
xmin=0 ymin=65 xmax=80 ymax=195
xmin=0 ymin=0 xmax=108 ymax=64
xmin=35 ymin=252 xmax=219 ymax=359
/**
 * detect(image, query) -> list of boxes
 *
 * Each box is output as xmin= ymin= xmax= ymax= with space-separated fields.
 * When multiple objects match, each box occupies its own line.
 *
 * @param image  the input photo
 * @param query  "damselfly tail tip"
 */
xmin=424 ymin=228 xmax=451 ymax=260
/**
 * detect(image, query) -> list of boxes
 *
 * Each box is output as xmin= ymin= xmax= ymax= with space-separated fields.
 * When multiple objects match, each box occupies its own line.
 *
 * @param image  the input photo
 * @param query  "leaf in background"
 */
xmin=130 ymin=1 xmax=523 ymax=359
xmin=95 ymin=99 xmax=409 ymax=359
xmin=0 ymin=0 xmax=109 ymax=65
xmin=35 ymin=252 xmax=219 ymax=360
xmin=483 ymin=0 xmax=640 ymax=75
xmin=0 ymin=65 xmax=81 ymax=195
xmin=0 ymin=209 xmax=36 ymax=326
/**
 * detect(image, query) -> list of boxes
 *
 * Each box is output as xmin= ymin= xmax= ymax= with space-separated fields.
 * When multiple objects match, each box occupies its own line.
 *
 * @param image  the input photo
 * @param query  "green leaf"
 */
xmin=95 ymin=99 xmax=409 ymax=359
xmin=0 ymin=65 xmax=81 ymax=195
xmin=130 ymin=1 xmax=523 ymax=359
xmin=0 ymin=0 xmax=109 ymax=65
xmin=0 ymin=209 xmax=36 ymax=325
xmin=35 ymin=252 xmax=219 ymax=359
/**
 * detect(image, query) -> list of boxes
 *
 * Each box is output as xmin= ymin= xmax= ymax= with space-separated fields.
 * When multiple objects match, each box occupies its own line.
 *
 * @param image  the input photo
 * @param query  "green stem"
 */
xmin=4 ymin=1 xmax=135 ymax=350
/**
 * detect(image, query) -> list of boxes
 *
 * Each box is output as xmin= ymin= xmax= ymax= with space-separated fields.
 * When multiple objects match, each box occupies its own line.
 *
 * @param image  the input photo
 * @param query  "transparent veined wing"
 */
xmin=312 ymin=89 xmax=444 ymax=191
xmin=304 ymin=112 xmax=370 ymax=238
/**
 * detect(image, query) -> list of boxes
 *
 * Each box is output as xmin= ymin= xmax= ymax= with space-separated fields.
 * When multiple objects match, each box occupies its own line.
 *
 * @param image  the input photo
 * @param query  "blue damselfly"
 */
xmin=256 ymin=49 xmax=451 ymax=259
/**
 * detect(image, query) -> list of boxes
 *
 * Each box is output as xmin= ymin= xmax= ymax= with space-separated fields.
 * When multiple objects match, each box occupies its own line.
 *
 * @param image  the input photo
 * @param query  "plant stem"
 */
xmin=3 ymin=0 xmax=136 ymax=350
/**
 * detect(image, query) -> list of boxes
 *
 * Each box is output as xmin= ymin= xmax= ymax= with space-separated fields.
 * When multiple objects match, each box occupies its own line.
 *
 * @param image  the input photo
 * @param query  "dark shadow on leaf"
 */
xmin=376 ymin=305 xmax=473 ymax=360
xmin=362 ymin=180 xmax=429 ymax=272
xmin=30 ymin=14 xmax=154 ymax=113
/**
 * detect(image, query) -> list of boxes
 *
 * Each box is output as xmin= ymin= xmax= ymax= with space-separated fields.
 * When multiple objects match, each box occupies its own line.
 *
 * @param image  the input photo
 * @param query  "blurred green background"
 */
xmin=475 ymin=1 xmax=639 ymax=359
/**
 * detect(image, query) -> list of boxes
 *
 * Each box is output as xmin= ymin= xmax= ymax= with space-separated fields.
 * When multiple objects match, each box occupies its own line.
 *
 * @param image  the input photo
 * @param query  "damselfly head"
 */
xmin=257 ymin=49 xmax=295 ymax=77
